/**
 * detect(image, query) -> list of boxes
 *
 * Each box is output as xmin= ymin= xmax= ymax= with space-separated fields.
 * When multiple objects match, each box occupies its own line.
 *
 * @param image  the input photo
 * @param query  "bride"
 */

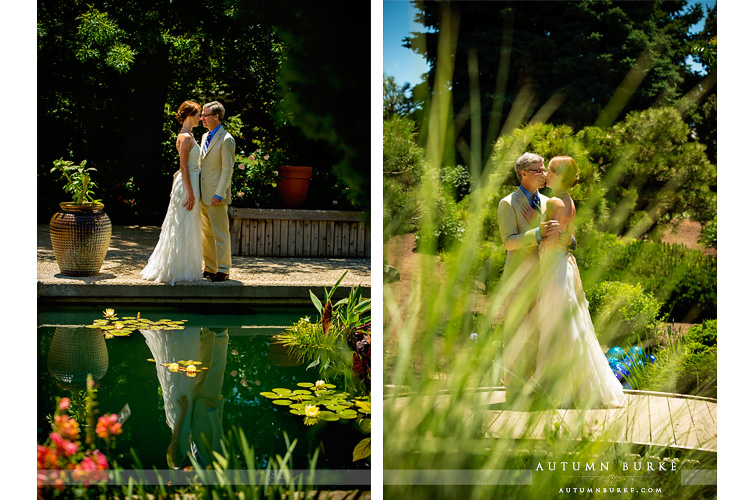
xmin=141 ymin=101 xmax=204 ymax=285
xmin=529 ymin=156 xmax=625 ymax=409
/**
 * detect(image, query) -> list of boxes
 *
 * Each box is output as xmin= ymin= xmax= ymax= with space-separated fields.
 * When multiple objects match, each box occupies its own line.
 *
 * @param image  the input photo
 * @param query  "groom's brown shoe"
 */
xmin=211 ymin=272 xmax=229 ymax=282
xmin=203 ymin=271 xmax=216 ymax=280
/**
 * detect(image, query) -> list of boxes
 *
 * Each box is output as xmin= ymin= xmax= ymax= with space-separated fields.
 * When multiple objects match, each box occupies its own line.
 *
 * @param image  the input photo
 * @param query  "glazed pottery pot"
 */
xmin=49 ymin=202 xmax=112 ymax=276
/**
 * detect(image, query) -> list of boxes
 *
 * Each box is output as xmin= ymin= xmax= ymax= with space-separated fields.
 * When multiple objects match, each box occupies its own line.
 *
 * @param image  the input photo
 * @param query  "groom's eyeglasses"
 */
xmin=526 ymin=168 xmax=547 ymax=174
xmin=200 ymin=113 xmax=214 ymax=117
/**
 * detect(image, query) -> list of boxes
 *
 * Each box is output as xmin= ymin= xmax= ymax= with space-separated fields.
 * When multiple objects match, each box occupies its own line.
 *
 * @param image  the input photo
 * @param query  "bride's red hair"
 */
xmin=549 ymin=156 xmax=579 ymax=189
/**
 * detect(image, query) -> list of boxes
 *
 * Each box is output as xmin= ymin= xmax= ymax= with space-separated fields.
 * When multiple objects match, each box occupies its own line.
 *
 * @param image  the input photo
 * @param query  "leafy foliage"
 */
xmin=641 ymin=320 xmax=717 ymax=398
xmin=406 ymin=0 xmax=712 ymax=169
xmin=579 ymin=107 xmax=716 ymax=237
xmin=277 ymin=272 xmax=371 ymax=394
xmin=699 ymin=216 xmax=717 ymax=249
xmin=384 ymin=115 xmax=425 ymax=237
xmin=587 ymin=281 xmax=662 ymax=348
xmin=50 ymin=159 xmax=100 ymax=205
xmin=38 ymin=0 xmax=370 ymax=224
xmin=598 ymin=240 xmax=717 ymax=322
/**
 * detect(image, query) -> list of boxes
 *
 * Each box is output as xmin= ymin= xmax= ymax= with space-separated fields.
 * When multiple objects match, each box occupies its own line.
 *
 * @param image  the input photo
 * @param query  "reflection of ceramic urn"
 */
xmin=47 ymin=327 xmax=109 ymax=390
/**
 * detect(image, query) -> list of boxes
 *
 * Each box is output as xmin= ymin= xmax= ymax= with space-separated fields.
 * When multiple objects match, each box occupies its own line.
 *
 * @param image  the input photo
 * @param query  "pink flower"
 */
xmin=249 ymin=155 xmax=255 ymax=161
xmin=263 ymin=155 xmax=270 ymax=160
xmin=58 ymin=398 xmax=70 ymax=412
xmin=49 ymin=433 xmax=78 ymax=456
xmin=231 ymin=370 xmax=238 ymax=377
xmin=231 ymin=350 xmax=239 ymax=355
xmin=238 ymin=164 xmax=245 ymax=170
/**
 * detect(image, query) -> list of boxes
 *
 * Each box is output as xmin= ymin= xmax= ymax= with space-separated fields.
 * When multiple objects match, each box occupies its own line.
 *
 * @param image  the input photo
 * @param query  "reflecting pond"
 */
xmin=37 ymin=304 xmax=370 ymax=472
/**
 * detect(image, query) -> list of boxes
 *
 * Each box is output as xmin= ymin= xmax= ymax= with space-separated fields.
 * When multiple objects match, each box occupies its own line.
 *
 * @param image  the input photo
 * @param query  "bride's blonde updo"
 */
xmin=549 ymin=156 xmax=579 ymax=189
xmin=175 ymin=100 xmax=201 ymax=124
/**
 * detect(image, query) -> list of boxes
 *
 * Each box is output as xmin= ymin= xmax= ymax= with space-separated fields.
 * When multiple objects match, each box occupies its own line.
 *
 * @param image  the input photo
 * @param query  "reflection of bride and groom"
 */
xmin=140 ymin=100 xmax=235 ymax=285
xmin=499 ymin=153 xmax=624 ymax=410
xmin=142 ymin=326 xmax=229 ymax=469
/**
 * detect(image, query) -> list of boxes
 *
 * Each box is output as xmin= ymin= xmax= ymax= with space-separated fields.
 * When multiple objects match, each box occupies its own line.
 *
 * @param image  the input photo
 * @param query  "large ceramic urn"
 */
xmin=49 ymin=202 xmax=112 ymax=276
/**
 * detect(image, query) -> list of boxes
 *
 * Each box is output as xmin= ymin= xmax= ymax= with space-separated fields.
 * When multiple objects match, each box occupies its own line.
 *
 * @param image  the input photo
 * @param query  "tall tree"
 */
xmin=406 ymin=0 xmax=711 ymax=170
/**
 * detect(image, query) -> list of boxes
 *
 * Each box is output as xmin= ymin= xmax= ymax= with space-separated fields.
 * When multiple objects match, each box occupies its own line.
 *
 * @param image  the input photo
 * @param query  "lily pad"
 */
xmin=260 ymin=392 xmax=281 ymax=399
xmin=317 ymin=411 xmax=339 ymax=422
xmin=297 ymin=382 xmax=314 ymax=388
xmin=272 ymin=399 xmax=292 ymax=406
xmin=272 ymin=388 xmax=292 ymax=395
xmin=337 ymin=409 xmax=358 ymax=419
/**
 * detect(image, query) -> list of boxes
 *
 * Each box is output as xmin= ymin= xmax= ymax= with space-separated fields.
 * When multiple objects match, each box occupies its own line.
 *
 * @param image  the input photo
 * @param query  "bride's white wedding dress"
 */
xmin=531 ymin=243 xmax=625 ymax=408
xmin=140 ymin=142 xmax=203 ymax=285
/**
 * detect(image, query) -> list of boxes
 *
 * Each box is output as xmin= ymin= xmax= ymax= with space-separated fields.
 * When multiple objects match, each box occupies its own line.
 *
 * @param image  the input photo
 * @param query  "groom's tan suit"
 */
xmin=199 ymin=125 xmax=235 ymax=275
xmin=497 ymin=187 xmax=548 ymax=400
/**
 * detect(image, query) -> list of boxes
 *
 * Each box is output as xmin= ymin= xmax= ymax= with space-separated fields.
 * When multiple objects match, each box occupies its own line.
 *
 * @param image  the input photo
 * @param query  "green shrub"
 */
xmin=699 ymin=216 xmax=717 ymax=249
xmin=587 ymin=281 xmax=662 ymax=348
xmin=578 ymin=107 xmax=716 ymax=238
xmin=641 ymin=320 xmax=716 ymax=398
xmin=415 ymin=189 xmax=466 ymax=252
xmin=384 ymin=115 xmax=425 ymax=238
xmin=441 ymin=164 xmax=471 ymax=201
xmin=606 ymin=241 xmax=716 ymax=322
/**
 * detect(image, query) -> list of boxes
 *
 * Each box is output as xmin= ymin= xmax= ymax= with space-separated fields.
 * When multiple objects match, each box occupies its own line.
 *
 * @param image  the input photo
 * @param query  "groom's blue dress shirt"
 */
xmin=519 ymin=185 xmax=543 ymax=243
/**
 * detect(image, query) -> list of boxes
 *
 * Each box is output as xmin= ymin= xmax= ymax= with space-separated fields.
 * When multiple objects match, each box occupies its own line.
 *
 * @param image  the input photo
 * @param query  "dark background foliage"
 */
xmin=38 ymin=0 xmax=371 ymax=224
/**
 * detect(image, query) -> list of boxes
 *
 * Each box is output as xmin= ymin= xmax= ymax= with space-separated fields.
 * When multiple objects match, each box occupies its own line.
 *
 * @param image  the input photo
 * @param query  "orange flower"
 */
xmin=53 ymin=414 xmax=80 ymax=441
xmin=96 ymin=414 xmax=122 ymax=439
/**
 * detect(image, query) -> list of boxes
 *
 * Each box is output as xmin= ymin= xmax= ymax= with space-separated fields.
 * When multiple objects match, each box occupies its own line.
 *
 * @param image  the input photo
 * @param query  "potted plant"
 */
xmin=232 ymin=145 xmax=312 ymax=209
xmin=49 ymin=158 xmax=112 ymax=276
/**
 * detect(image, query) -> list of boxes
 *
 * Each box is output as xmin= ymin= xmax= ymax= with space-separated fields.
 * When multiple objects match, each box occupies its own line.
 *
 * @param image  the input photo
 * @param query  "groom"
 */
xmin=497 ymin=152 xmax=558 ymax=404
xmin=199 ymin=101 xmax=235 ymax=282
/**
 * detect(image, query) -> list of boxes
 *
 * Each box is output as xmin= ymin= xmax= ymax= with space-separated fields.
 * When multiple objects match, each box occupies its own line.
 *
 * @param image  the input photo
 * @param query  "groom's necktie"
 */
xmin=531 ymin=193 xmax=541 ymax=214
xmin=203 ymin=131 xmax=215 ymax=157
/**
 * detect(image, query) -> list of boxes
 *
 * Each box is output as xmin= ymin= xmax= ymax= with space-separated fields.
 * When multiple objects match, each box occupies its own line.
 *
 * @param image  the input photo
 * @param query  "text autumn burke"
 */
xmin=535 ymin=461 xmax=678 ymax=472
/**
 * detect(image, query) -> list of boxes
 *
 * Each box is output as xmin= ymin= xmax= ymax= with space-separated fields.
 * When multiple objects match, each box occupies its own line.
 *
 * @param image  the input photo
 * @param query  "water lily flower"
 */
xmin=304 ymin=405 xmax=320 ymax=418
xmin=315 ymin=380 xmax=326 ymax=391
xmin=167 ymin=363 xmax=179 ymax=372
xmin=103 ymin=309 xmax=116 ymax=319
xmin=186 ymin=365 xmax=197 ymax=377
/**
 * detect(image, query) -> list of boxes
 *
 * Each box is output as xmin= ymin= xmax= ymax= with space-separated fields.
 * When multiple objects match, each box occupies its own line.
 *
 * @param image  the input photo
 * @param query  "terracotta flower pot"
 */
xmin=277 ymin=166 xmax=312 ymax=208
xmin=49 ymin=202 xmax=112 ymax=276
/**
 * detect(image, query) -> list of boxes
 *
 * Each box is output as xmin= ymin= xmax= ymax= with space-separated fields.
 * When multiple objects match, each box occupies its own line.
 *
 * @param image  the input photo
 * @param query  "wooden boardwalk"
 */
xmin=387 ymin=388 xmax=717 ymax=453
